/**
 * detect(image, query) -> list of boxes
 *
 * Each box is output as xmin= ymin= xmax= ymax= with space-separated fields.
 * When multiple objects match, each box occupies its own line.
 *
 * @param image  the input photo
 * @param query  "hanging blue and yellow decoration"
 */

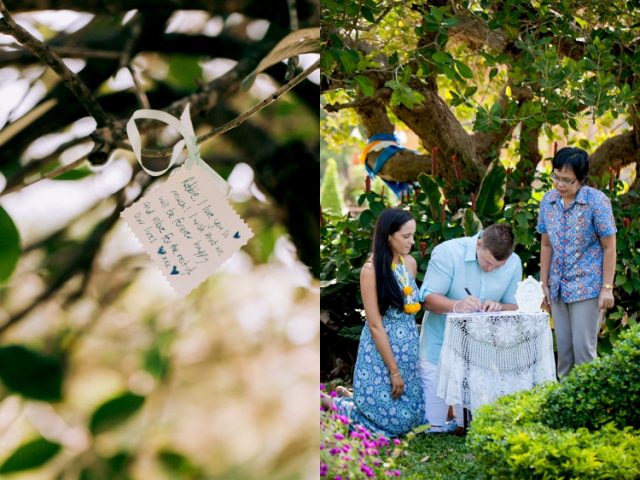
xmin=360 ymin=133 xmax=414 ymax=197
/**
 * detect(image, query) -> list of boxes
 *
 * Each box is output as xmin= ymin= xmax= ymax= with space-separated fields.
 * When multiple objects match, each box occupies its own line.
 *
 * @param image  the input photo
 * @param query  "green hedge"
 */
xmin=540 ymin=324 xmax=640 ymax=431
xmin=468 ymin=323 xmax=640 ymax=479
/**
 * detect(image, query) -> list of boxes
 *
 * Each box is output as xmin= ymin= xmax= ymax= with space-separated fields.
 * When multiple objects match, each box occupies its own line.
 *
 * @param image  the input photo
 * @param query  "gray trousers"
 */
xmin=551 ymin=297 xmax=601 ymax=377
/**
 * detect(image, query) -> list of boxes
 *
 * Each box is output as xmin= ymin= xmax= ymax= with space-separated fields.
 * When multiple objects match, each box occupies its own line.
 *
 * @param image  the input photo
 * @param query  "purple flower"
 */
xmin=329 ymin=391 xmax=338 ymax=398
xmin=334 ymin=433 xmax=345 ymax=440
xmin=320 ymin=384 xmax=326 ymax=391
xmin=329 ymin=448 xmax=340 ymax=456
xmin=320 ymin=463 xmax=328 ymax=476
xmin=393 ymin=438 xmax=401 ymax=445
xmin=360 ymin=464 xmax=375 ymax=478
xmin=393 ymin=469 xmax=401 ymax=477
xmin=342 ymin=444 xmax=351 ymax=453
xmin=337 ymin=415 xmax=350 ymax=424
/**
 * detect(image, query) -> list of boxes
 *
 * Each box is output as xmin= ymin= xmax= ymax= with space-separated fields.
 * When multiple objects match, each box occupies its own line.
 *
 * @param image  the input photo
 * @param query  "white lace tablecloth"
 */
xmin=437 ymin=311 xmax=556 ymax=412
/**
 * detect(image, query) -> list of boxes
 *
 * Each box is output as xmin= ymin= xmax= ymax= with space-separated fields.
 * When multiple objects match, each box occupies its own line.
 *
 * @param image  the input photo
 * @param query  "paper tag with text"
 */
xmin=121 ymin=162 xmax=253 ymax=297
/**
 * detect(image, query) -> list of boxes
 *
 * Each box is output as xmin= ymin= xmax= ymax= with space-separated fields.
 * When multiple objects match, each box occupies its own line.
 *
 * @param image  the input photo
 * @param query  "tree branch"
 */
xmin=195 ymin=59 xmax=319 ymax=144
xmin=589 ymin=130 xmax=639 ymax=176
xmin=0 ymin=1 xmax=111 ymax=127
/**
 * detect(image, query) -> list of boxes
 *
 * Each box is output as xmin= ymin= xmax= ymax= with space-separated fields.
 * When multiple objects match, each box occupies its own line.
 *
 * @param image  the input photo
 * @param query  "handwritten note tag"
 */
xmin=121 ymin=162 xmax=253 ymax=297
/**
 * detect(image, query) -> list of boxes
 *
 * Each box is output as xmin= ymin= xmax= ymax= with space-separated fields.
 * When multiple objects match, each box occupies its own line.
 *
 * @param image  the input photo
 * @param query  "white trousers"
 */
xmin=419 ymin=357 xmax=461 ymax=431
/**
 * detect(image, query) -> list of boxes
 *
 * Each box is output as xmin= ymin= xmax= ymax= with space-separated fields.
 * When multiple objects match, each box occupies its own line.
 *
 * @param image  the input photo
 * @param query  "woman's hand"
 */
xmin=390 ymin=372 xmax=404 ymax=399
xmin=598 ymin=288 xmax=615 ymax=311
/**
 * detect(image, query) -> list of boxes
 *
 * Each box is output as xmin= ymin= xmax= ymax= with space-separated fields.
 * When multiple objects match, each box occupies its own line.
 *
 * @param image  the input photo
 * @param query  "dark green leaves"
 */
xmin=89 ymin=392 xmax=145 ymax=435
xmin=0 ymin=205 xmax=20 ymax=284
xmin=417 ymin=173 xmax=443 ymax=219
xmin=475 ymin=162 xmax=506 ymax=218
xmin=52 ymin=166 xmax=93 ymax=181
xmin=0 ymin=346 xmax=63 ymax=401
xmin=0 ymin=437 xmax=61 ymax=474
xmin=354 ymin=75 xmax=375 ymax=96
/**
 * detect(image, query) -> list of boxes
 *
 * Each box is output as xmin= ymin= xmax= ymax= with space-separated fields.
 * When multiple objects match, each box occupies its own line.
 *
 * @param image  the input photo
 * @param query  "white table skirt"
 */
xmin=437 ymin=310 xmax=556 ymax=412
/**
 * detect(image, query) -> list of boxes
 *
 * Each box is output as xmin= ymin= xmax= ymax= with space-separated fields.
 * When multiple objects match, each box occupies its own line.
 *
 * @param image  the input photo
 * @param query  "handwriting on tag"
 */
xmin=121 ymin=162 xmax=253 ymax=297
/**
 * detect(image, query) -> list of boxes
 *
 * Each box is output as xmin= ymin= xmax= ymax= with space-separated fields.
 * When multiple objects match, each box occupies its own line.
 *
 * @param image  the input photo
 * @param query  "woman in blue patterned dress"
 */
xmin=537 ymin=147 xmax=617 ymax=377
xmin=329 ymin=208 xmax=426 ymax=437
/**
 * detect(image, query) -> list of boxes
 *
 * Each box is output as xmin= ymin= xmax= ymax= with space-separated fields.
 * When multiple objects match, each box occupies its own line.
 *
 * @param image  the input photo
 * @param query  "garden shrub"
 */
xmin=540 ymin=323 xmax=640 ymax=431
xmin=467 ymin=324 xmax=640 ymax=479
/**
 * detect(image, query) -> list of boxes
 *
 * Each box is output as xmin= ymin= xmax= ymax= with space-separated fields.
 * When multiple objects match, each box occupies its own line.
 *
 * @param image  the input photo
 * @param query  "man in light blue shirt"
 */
xmin=418 ymin=224 xmax=522 ymax=431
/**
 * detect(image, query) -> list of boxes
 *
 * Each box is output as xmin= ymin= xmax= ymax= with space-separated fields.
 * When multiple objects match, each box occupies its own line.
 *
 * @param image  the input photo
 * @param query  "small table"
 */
xmin=437 ymin=311 xmax=556 ymax=425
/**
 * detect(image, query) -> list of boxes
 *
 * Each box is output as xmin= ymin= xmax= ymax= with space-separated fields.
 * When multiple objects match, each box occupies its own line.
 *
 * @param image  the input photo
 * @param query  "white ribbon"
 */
xmin=126 ymin=103 xmax=230 ymax=196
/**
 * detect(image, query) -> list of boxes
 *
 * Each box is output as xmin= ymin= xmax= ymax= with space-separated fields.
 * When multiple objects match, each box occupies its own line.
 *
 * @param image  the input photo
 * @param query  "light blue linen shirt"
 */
xmin=418 ymin=232 xmax=523 ymax=365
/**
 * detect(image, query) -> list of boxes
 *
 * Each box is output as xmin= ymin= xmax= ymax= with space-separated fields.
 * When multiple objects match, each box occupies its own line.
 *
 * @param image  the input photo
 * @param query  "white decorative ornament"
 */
xmin=514 ymin=275 xmax=545 ymax=313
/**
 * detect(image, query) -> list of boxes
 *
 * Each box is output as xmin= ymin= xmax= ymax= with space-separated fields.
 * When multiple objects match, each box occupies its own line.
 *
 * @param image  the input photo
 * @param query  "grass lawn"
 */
xmin=397 ymin=433 xmax=481 ymax=479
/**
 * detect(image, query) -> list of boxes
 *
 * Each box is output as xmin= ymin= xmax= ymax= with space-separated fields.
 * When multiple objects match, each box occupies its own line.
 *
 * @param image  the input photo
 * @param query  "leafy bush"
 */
xmin=467 ymin=326 xmax=640 ymax=479
xmin=539 ymin=322 xmax=640 ymax=431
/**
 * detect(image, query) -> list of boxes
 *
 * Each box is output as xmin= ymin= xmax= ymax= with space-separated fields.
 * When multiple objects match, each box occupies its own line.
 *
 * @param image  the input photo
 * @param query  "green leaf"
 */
xmin=462 ymin=208 xmax=482 ymax=237
xmin=52 ymin=166 xmax=93 ymax=181
xmin=354 ymin=75 xmax=375 ymax=96
xmin=0 ymin=345 xmax=63 ymax=401
xmin=0 ymin=205 xmax=20 ymax=284
xmin=339 ymin=49 xmax=358 ymax=75
xmin=455 ymin=60 xmax=473 ymax=79
xmin=417 ymin=173 xmax=443 ymax=219
xmin=0 ymin=437 xmax=61 ymax=474
xmin=431 ymin=51 xmax=451 ymax=64
xmin=89 ymin=392 xmax=145 ymax=435
xmin=358 ymin=209 xmax=374 ymax=228
xmin=241 ymin=27 xmax=320 ymax=90
xmin=475 ymin=162 xmax=507 ymax=217
xmin=165 ymin=54 xmax=203 ymax=90
xmin=158 ymin=449 xmax=203 ymax=477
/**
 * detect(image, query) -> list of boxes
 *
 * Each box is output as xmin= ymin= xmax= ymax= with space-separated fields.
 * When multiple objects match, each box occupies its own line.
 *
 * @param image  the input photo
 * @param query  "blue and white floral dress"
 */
xmin=336 ymin=262 xmax=426 ymax=437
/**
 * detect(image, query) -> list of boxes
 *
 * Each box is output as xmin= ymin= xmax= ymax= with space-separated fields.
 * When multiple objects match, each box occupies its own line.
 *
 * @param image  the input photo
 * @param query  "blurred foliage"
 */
xmin=320 ymin=158 xmax=344 ymax=215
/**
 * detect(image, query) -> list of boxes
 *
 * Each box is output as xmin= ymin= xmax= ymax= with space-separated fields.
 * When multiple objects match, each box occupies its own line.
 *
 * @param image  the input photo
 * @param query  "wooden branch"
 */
xmin=353 ymin=99 xmax=432 ymax=181
xmin=2 ymin=0 xmax=313 ymax=29
xmin=195 ymin=58 xmax=319 ymax=144
xmin=472 ymin=86 xmax=533 ymax=162
xmin=2 ymin=58 xmax=319 ymax=195
xmin=589 ymin=130 xmax=639 ymax=176
xmin=323 ymin=89 xmax=390 ymax=112
xmin=0 ymin=1 xmax=111 ymax=127
xmin=391 ymin=86 xmax=483 ymax=182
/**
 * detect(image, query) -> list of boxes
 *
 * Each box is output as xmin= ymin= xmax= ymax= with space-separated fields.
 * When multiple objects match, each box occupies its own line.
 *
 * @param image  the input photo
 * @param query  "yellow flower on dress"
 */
xmin=403 ymin=286 xmax=413 ymax=295
xmin=403 ymin=303 xmax=421 ymax=314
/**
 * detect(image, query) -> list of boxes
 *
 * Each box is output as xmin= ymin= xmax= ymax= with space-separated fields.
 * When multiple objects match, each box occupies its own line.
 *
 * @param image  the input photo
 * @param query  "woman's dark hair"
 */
xmin=552 ymin=147 xmax=589 ymax=182
xmin=370 ymin=208 xmax=414 ymax=315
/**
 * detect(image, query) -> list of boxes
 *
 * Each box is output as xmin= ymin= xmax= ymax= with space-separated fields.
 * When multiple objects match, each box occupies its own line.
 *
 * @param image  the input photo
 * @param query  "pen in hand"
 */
xmin=464 ymin=287 xmax=481 ymax=312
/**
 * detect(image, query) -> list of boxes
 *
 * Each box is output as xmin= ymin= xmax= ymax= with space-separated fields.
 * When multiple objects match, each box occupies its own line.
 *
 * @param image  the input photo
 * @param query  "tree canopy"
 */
xmin=321 ymin=0 xmax=640 ymax=191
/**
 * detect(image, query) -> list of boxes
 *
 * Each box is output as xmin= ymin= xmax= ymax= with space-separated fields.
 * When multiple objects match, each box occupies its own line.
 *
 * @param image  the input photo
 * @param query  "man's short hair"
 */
xmin=481 ymin=224 xmax=515 ymax=261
